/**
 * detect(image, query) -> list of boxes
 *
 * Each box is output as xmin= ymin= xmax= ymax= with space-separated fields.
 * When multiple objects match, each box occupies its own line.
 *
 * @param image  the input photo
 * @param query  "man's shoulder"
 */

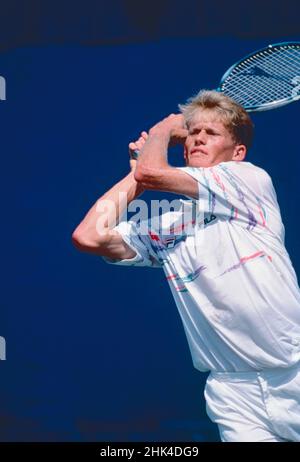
xmin=220 ymin=160 xmax=271 ymax=181
xmin=180 ymin=161 xmax=270 ymax=180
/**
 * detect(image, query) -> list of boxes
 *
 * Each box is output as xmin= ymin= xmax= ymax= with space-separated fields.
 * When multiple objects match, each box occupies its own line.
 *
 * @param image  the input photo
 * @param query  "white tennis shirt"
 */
xmin=103 ymin=161 xmax=300 ymax=372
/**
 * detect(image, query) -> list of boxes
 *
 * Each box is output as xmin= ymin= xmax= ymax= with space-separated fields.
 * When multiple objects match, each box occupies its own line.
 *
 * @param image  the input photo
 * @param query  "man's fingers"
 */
xmin=171 ymin=128 xmax=188 ymax=138
xmin=129 ymin=142 xmax=136 ymax=150
xmin=129 ymin=131 xmax=148 ymax=160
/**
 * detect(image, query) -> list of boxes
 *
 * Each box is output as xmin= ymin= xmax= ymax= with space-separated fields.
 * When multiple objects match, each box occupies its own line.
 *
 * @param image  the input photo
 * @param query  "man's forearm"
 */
xmin=134 ymin=114 xmax=187 ymax=177
xmin=73 ymin=171 xmax=144 ymax=245
xmin=137 ymin=129 xmax=170 ymax=170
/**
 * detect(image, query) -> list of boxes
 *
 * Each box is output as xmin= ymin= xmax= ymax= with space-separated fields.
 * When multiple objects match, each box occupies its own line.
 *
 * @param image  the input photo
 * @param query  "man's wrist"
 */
xmin=128 ymin=171 xmax=145 ymax=194
xmin=148 ymin=127 xmax=171 ymax=141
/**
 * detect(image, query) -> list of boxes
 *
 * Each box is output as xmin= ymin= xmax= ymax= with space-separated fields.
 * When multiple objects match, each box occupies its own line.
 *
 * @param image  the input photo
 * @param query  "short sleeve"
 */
xmin=177 ymin=164 xmax=237 ymax=219
xmin=102 ymin=220 xmax=162 ymax=268
xmin=176 ymin=162 xmax=272 ymax=232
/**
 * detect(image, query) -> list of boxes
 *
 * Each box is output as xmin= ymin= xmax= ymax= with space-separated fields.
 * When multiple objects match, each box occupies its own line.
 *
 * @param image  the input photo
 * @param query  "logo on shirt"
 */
xmin=203 ymin=214 xmax=217 ymax=227
xmin=163 ymin=234 xmax=187 ymax=249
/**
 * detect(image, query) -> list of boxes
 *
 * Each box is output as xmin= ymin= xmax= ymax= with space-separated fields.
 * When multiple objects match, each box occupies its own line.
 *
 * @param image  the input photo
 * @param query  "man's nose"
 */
xmin=195 ymin=130 xmax=207 ymax=144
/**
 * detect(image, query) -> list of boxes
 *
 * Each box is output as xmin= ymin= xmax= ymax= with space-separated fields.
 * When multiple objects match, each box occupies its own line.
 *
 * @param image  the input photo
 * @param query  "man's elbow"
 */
xmin=72 ymin=229 xmax=92 ymax=252
xmin=71 ymin=228 xmax=109 ymax=253
xmin=134 ymin=166 xmax=147 ymax=184
xmin=72 ymin=230 xmax=88 ymax=252
xmin=134 ymin=166 xmax=159 ymax=186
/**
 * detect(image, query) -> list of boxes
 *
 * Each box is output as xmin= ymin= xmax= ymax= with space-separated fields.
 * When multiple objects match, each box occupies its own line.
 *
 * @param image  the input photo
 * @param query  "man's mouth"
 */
xmin=190 ymin=148 xmax=207 ymax=156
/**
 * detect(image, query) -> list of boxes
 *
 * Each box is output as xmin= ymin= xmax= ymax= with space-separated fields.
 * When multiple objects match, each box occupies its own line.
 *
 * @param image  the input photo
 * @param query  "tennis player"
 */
xmin=72 ymin=90 xmax=300 ymax=442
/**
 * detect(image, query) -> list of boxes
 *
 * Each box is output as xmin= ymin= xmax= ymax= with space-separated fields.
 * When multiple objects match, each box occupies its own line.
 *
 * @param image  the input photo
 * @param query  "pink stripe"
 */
xmin=210 ymin=168 xmax=226 ymax=191
xmin=172 ymin=218 xmax=196 ymax=234
xmin=240 ymin=251 xmax=264 ymax=264
xmin=167 ymin=274 xmax=178 ymax=280
xmin=257 ymin=206 xmax=266 ymax=227
xmin=149 ymin=231 xmax=160 ymax=241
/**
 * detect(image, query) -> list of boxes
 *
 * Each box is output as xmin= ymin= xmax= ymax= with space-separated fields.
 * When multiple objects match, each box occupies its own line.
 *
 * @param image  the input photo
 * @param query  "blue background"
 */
xmin=0 ymin=1 xmax=299 ymax=442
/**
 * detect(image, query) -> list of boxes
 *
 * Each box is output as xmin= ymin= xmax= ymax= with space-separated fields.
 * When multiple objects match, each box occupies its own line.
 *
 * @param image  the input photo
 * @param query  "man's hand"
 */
xmin=150 ymin=114 xmax=188 ymax=147
xmin=128 ymin=114 xmax=188 ymax=170
xmin=169 ymin=127 xmax=189 ymax=148
xmin=128 ymin=131 xmax=148 ymax=172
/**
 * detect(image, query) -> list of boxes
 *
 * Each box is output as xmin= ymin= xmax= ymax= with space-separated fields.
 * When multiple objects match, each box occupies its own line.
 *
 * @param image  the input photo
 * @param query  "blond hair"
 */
xmin=179 ymin=90 xmax=254 ymax=150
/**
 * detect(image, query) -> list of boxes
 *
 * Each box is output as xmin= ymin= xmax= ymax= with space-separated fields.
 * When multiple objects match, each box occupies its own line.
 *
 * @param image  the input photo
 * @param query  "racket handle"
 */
xmin=130 ymin=149 xmax=140 ymax=160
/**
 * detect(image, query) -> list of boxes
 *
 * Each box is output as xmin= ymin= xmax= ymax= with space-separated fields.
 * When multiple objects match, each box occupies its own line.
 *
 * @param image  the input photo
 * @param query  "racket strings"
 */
xmin=226 ymin=52 xmax=299 ymax=99
xmin=221 ymin=45 xmax=300 ymax=110
xmin=258 ymin=48 xmax=300 ymax=81
xmin=223 ymin=49 xmax=300 ymax=105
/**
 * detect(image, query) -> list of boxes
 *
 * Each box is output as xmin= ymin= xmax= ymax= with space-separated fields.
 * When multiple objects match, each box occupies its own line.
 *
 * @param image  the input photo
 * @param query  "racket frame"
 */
xmin=217 ymin=41 xmax=300 ymax=112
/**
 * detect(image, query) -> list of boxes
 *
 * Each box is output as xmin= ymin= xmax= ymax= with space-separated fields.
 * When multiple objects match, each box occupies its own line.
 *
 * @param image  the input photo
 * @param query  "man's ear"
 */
xmin=232 ymin=144 xmax=247 ymax=161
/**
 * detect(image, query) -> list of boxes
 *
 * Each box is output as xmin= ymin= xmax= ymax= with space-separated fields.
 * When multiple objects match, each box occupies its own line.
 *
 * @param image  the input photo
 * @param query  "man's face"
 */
xmin=184 ymin=110 xmax=245 ymax=168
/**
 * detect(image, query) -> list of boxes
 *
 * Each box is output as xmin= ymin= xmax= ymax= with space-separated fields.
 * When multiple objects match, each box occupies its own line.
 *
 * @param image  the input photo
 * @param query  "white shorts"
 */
xmin=204 ymin=362 xmax=300 ymax=442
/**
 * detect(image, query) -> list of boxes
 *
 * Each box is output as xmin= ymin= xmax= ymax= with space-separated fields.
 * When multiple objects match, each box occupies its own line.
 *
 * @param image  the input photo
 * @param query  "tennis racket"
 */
xmin=131 ymin=42 xmax=300 ymax=159
xmin=217 ymin=41 xmax=300 ymax=112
